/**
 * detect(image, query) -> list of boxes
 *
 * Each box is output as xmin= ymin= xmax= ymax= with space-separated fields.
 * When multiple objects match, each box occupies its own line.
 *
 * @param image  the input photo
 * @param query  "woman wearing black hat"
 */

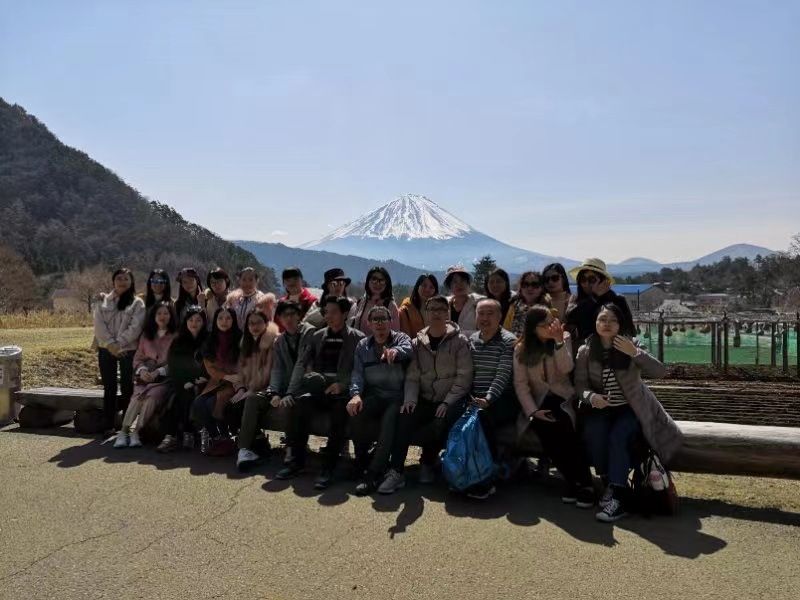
xmin=303 ymin=268 xmax=352 ymax=329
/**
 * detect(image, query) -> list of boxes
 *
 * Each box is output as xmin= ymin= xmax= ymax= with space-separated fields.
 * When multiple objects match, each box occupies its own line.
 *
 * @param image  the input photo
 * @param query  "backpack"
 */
xmin=629 ymin=448 xmax=679 ymax=517
xmin=441 ymin=408 xmax=497 ymax=491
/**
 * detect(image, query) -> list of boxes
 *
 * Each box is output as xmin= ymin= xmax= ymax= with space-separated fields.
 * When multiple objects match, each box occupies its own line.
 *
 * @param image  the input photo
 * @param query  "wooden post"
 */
xmin=771 ymin=322 xmax=778 ymax=367
xmin=657 ymin=312 xmax=665 ymax=363
xmin=723 ymin=313 xmax=730 ymax=372
xmin=716 ymin=322 xmax=723 ymax=367
xmin=710 ymin=322 xmax=717 ymax=367
xmin=755 ymin=328 xmax=760 ymax=366
xmin=782 ymin=323 xmax=789 ymax=374
xmin=796 ymin=313 xmax=800 ymax=375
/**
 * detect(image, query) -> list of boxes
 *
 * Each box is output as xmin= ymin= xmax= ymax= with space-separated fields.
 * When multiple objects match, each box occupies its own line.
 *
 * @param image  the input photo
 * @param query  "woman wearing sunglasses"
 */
xmin=565 ymin=258 xmax=634 ymax=349
xmin=541 ymin=263 xmax=573 ymax=321
xmin=348 ymin=267 xmax=400 ymax=334
xmin=144 ymin=269 xmax=173 ymax=309
xmin=503 ymin=271 xmax=550 ymax=337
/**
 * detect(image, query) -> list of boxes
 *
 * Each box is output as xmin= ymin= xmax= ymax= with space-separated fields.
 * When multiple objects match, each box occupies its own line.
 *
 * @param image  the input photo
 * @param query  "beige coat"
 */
xmin=93 ymin=292 xmax=146 ymax=353
xmin=238 ymin=322 xmax=280 ymax=393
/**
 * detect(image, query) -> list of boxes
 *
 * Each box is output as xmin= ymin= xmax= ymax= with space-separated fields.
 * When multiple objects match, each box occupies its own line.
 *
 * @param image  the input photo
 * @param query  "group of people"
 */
xmin=93 ymin=258 xmax=683 ymax=523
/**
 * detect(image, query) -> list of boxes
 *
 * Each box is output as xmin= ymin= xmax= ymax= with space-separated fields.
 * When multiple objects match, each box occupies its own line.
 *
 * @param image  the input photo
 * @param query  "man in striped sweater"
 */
xmin=466 ymin=298 xmax=519 ymax=499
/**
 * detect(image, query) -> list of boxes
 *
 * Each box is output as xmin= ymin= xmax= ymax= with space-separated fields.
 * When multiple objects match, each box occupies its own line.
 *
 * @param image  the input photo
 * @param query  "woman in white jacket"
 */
xmin=93 ymin=268 xmax=146 ymax=437
xmin=444 ymin=265 xmax=484 ymax=337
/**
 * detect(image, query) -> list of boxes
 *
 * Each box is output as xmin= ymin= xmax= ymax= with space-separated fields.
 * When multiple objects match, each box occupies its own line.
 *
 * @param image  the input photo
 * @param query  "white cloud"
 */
xmin=271 ymin=230 xmax=288 ymax=237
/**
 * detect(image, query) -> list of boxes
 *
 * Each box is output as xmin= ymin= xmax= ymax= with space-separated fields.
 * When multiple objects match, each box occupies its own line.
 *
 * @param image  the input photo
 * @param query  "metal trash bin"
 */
xmin=0 ymin=345 xmax=22 ymax=426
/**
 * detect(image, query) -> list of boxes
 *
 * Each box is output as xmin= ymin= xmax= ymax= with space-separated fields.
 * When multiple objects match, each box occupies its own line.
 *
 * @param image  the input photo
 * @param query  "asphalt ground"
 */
xmin=1 ymin=426 xmax=799 ymax=600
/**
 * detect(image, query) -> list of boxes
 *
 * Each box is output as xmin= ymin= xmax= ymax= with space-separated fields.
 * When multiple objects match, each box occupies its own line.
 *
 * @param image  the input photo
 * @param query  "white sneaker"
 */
xmin=419 ymin=463 xmax=436 ymax=484
xmin=113 ymin=431 xmax=129 ymax=448
xmin=128 ymin=431 xmax=142 ymax=448
xmin=237 ymin=449 xmax=259 ymax=472
xmin=378 ymin=469 xmax=405 ymax=495
xmin=599 ymin=486 xmax=613 ymax=509
xmin=200 ymin=428 xmax=212 ymax=454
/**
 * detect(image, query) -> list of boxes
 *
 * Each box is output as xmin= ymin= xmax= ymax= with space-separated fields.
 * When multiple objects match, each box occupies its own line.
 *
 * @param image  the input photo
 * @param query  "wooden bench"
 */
xmin=13 ymin=387 xmax=800 ymax=479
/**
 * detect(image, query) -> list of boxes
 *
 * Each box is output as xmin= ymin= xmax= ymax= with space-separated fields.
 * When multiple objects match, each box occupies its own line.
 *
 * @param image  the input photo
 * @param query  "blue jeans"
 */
xmin=582 ymin=405 xmax=641 ymax=487
xmin=192 ymin=393 xmax=219 ymax=436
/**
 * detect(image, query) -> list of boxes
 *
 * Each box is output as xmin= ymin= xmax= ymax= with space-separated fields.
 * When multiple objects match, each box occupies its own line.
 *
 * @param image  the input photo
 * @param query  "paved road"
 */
xmin=1 ymin=426 xmax=799 ymax=600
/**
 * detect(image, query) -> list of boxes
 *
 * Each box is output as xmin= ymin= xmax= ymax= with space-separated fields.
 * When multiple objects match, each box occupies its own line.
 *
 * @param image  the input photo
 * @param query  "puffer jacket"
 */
xmin=404 ymin=323 xmax=473 ymax=407
xmin=93 ymin=292 xmax=146 ymax=353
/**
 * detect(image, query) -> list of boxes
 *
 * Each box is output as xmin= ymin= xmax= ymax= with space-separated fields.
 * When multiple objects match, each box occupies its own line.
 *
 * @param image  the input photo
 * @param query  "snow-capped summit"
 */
xmin=306 ymin=194 xmax=475 ymax=244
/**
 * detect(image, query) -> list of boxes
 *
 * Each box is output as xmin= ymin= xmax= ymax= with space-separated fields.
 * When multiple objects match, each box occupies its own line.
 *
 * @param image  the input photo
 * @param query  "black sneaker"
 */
xmin=276 ymin=463 xmax=305 ymax=480
xmin=576 ymin=486 xmax=596 ymax=509
xmin=596 ymin=491 xmax=627 ymax=522
xmin=466 ymin=483 xmax=496 ymax=500
xmin=561 ymin=482 xmax=579 ymax=504
xmin=314 ymin=467 xmax=335 ymax=490
xmin=354 ymin=477 xmax=379 ymax=496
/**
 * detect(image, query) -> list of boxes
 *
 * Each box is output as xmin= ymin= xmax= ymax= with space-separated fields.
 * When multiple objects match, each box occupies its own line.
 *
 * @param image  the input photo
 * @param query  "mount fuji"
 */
xmin=301 ymin=194 xmax=577 ymax=271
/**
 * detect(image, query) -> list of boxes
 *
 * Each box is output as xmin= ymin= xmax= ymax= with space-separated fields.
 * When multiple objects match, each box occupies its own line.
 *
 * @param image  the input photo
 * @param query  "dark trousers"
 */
xmin=98 ymin=348 xmax=133 ymax=430
xmin=192 ymin=393 xmax=243 ymax=438
xmin=529 ymin=395 xmax=592 ymax=487
xmin=476 ymin=398 xmax=520 ymax=462
xmin=238 ymin=392 xmax=273 ymax=451
xmin=163 ymin=385 xmax=196 ymax=437
xmin=388 ymin=400 xmax=464 ymax=472
xmin=349 ymin=396 xmax=401 ymax=477
xmin=582 ymin=404 xmax=641 ymax=487
xmin=289 ymin=393 xmax=349 ymax=469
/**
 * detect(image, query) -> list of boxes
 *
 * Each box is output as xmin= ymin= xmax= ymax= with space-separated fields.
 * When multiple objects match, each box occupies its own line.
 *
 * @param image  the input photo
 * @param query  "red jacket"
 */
xmin=278 ymin=288 xmax=318 ymax=332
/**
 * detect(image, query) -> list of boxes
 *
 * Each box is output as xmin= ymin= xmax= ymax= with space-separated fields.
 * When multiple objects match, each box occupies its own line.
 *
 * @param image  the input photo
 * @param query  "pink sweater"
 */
xmin=133 ymin=331 xmax=175 ymax=377
xmin=513 ymin=334 xmax=575 ymax=419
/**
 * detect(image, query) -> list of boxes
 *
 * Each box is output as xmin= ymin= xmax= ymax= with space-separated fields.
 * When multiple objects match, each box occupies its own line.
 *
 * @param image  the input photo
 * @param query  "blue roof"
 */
xmin=569 ymin=284 xmax=655 ymax=295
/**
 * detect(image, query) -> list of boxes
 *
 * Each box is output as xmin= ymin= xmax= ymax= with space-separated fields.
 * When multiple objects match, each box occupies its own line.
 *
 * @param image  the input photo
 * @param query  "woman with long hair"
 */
xmin=398 ymin=273 xmax=439 ymax=338
xmin=204 ymin=267 xmax=231 ymax=330
xmin=144 ymin=269 xmax=172 ymax=309
xmin=541 ymin=263 xmax=573 ymax=321
xmin=566 ymin=258 xmax=634 ymax=349
xmin=575 ymin=303 xmax=683 ymax=522
xmin=157 ymin=306 xmax=208 ymax=453
xmin=114 ymin=301 xmax=177 ymax=448
xmin=175 ymin=267 xmax=206 ymax=322
xmin=227 ymin=267 xmax=269 ymax=330
xmin=504 ymin=271 xmax=550 ymax=337
xmin=93 ymin=268 xmax=146 ymax=436
xmin=484 ymin=268 xmax=513 ymax=323
xmin=192 ymin=307 xmax=243 ymax=455
xmin=443 ymin=265 xmax=484 ymax=337
xmin=235 ymin=310 xmax=280 ymax=470
xmin=513 ymin=305 xmax=594 ymax=507
xmin=349 ymin=266 xmax=400 ymax=334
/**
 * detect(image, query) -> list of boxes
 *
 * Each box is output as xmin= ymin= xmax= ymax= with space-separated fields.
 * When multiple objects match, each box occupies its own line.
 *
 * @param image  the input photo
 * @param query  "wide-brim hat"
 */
xmin=323 ymin=268 xmax=351 ymax=287
xmin=444 ymin=265 xmax=472 ymax=288
xmin=568 ymin=258 xmax=615 ymax=285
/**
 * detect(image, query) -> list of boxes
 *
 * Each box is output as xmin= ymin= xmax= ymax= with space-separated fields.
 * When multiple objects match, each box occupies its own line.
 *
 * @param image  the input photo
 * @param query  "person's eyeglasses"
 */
xmin=579 ymin=275 xmax=600 ymax=285
xmin=520 ymin=281 xmax=541 ymax=289
xmin=544 ymin=274 xmax=562 ymax=283
xmin=369 ymin=316 xmax=390 ymax=323
xmin=370 ymin=277 xmax=386 ymax=285
xmin=150 ymin=278 xmax=167 ymax=285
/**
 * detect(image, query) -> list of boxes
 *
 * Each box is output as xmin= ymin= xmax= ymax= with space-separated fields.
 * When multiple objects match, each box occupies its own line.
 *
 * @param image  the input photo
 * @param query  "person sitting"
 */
xmin=398 ymin=273 xmax=439 ymax=338
xmin=444 ymin=265 xmax=484 ymax=337
xmin=232 ymin=311 xmax=280 ymax=470
xmin=484 ymin=268 xmax=514 ymax=324
xmin=379 ymin=295 xmax=473 ymax=494
xmin=276 ymin=296 xmax=365 ymax=489
xmin=347 ymin=306 xmax=413 ymax=495
xmin=192 ymin=308 xmax=243 ymax=455
xmin=566 ymin=258 xmax=634 ymax=349
xmin=204 ymin=267 xmax=231 ymax=330
xmin=227 ymin=267 xmax=271 ymax=330
xmin=513 ymin=305 xmax=595 ymax=508
xmin=304 ymin=268 xmax=352 ymax=329
xmin=114 ymin=300 xmax=177 ymax=448
xmin=143 ymin=269 xmax=172 ymax=309
xmin=349 ymin=267 xmax=401 ymax=334
xmin=278 ymin=267 xmax=318 ymax=327
xmin=575 ymin=303 xmax=683 ymax=523
xmin=175 ymin=268 xmax=206 ymax=323
xmin=157 ymin=306 xmax=208 ymax=452
xmin=504 ymin=271 xmax=550 ymax=337
xmin=236 ymin=301 xmax=314 ymax=471
xmin=465 ymin=298 xmax=518 ymax=500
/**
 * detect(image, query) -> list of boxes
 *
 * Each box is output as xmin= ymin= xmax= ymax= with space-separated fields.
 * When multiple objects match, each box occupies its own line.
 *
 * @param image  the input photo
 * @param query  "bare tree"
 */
xmin=0 ymin=246 xmax=39 ymax=312
xmin=64 ymin=265 xmax=111 ymax=311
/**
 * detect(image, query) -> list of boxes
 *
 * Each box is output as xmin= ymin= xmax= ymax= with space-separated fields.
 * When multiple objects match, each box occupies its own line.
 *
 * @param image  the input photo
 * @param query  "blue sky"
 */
xmin=2 ymin=0 xmax=798 ymax=263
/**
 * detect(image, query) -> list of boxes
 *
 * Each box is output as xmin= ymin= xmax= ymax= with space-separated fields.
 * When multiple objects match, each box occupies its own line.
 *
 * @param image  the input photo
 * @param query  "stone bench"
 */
xmin=14 ymin=388 xmax=800 ymax=479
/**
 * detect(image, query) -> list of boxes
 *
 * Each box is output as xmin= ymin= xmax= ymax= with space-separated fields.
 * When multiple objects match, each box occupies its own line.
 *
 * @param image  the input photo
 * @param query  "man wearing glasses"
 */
xmin=378 ymin=295 xmax=473 ymax=494
xmin=346 ymin=305 xmax=413 ymax=495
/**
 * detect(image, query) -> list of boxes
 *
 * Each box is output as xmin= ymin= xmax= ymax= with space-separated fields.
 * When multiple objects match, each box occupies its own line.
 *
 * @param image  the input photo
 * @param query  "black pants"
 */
xmin=98 ymin=348 xmax=133 ymax=430
xmin=162 ymin=385 xmax=196 ymax=438
xmin=530 ymin=394 xmax=592 ymax=487
xmin=349 ymin=396 xmax=401 ymax=477
xmin=388 ymin=400 xmax=464 ymax=472
xmin=477 ymin=398 xmax=520 ymax=462
xmin=289 ymin=393 xmax=349 ymax=469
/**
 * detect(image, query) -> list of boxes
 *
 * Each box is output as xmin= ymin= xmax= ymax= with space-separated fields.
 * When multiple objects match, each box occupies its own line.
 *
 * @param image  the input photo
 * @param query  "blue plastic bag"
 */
xmin=441 ymin=408 xmax=497 ymax=491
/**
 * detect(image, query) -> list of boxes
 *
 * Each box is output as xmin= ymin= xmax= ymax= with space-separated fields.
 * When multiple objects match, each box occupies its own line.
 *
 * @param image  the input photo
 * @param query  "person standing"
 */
xmin=204 ymin=268 xmax=231 ymax=330
xmin=279 ymin=267 xmax=318 ymax=326
xmin=143 ymin=269 xmax=172 ymax=309
xmin=398 ymin=274 xmax=439 ymax=338
xmin=504 ymin=271 xmax=550 ymax=337
xmin=484 ymin=268 xmax=514 ymax=324
xmin=444 ymin=265 xmax=484 ymax=337
xmin=175 ymin=268 xmax=206 ymax=323
xmin=348 ymin=267 xmax=401 ymax=334
xmin=303 ymin=268 xmax=352 ymax=329
xmin=541 ymin=263 xmax=573 ymax=321
xmin=93 ymin=268 xmax=146 ymax=437
xmin=227 ymin=267 xmax=270 ymax=330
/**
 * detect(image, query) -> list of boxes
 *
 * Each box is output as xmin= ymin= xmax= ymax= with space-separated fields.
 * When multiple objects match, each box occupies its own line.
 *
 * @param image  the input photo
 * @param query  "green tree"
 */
xmin=472 ymin=255 xmax=496 ymax=293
